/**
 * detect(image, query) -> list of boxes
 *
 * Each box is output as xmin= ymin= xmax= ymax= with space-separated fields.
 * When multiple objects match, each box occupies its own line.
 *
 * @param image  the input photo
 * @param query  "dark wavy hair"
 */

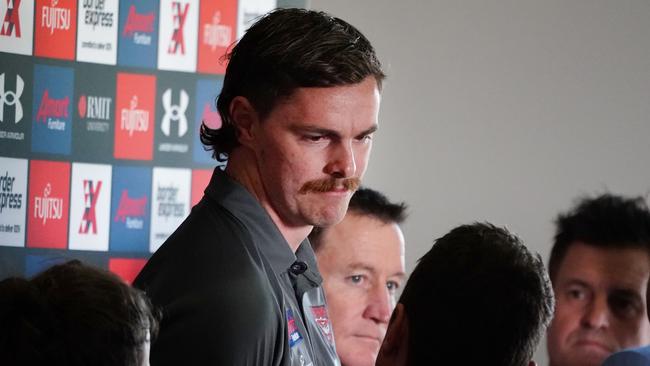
xmin=0 ymin=260 xmax=159 ymax=366
xmin=549 ymin=193 xmax=650 ymax=281
xmin=200 ymin=8 xmax=385 ymax=160
xmin=399 ymin=223 xmax=554 ymax=366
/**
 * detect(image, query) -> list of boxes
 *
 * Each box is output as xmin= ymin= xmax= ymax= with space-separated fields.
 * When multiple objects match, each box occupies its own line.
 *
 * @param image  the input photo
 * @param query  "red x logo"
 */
xmin=168 ymin=2 xmax=188 ymax=55
xmin=1 ymin=0 xmax=22 ymax=37
xmin=79 ymin=180 xmax=102 ymax=234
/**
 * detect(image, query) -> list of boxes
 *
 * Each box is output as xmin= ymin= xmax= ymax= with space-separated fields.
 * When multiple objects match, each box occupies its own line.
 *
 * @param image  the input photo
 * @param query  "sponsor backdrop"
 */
xmin=0 ymin=0 xmax=301 ymax=282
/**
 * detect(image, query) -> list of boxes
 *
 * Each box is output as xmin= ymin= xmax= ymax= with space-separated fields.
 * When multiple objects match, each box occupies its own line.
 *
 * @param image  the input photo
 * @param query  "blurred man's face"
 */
xmin=547 ymin=242 xmax=650 ymax=366
xmin=315 ymin=212 xmax=405 ymax=366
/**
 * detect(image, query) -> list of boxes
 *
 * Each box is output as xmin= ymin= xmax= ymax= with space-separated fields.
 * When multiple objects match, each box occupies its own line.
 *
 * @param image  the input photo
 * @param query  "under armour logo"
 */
xmin=161 ymin=88 xmax=188 ymax=137
xmin=0 ymin=73 xmax=24 ymax=123
xmin=1 ymin=0 xmax=21 ymax=37
xmin=168 ymin=2 xmax=188 ymax=55
xmin=79 ymin=180 xmax=101 ymax=235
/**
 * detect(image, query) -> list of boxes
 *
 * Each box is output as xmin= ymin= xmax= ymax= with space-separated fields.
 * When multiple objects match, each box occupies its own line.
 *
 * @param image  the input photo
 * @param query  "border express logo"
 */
xmin=32 ymin=64 xmax=74 ymax=155
xmin=197 ymin=0 xmax=236 ymax=75
xmin=157 ymin=0 xmax=198 ymax=72
xmin=34 ymin=0 xmax=77 ymax=60
xmin=193 ymin=79 xmax=224 ymax=166
xmin=117 ymin=0 xmax=158 ymax=69
xmin=237 ymin=0 xmax=274 ymax=40
xmin=27 ymin=160 xmax=70 ymax=249
xmin=0 ymin=0 xmax=34 ymax=55
xmin=0 ymin=157 xmax=27 ymax=247
xmin=109 ymin=166 xmax=151 ymax=253
xmin=149 ymin=167 xmax=190 ymax=253
xmin=114 ymin=73 xmax=155 ymax=160
xmin=68 ymin=163 xmax=112 ymax=251
xmin=76 ymin=0 xmax=119 ymax=65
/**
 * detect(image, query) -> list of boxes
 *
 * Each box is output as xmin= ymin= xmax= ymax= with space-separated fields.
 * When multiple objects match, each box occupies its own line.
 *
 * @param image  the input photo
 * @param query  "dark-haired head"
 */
xmin=388 ymin=223 xmax=554 ymax=366
xmin=200 ymin=8 xmax=385 ymax=159
xmin=549 ymin=193 xmax=650 ymax=281
xmin=0 ymin=260 xmax=158 ymax=366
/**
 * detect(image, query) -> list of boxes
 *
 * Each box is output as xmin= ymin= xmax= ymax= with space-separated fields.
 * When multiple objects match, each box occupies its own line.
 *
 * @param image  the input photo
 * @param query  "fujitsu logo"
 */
xmin=0 ymin=0 xmax=21 ymax=37
xmin=78 ymin=95 xmax=111 ymax=120
xmin=78 ymin=180 xmax=101 ymax=234
xmin=120 ymin=95 xmax=149 ymax=137
xmin=203 ymin=12 xmax=231 ymax=51
xmin=201 ymin=103 xmax=222 ymax=130
xmin=34 ymin=183 xmax=63 ymax=225
xmin=36 ymin=90 xmax=69 ymax=130
xmin=168 ymin=2 xmax=188 ymax=55
xmin=114 ymin=190 xmax=146 ymax=229
xmin=0 ymin=73 xmax=24 ymax=123
xmin=123 ymin=4 xmax=154 ymax=46
xmin=161 ymin=88 xmax=188 ymax=137
xmin=41 ymin=0 xmax=71 ymax=35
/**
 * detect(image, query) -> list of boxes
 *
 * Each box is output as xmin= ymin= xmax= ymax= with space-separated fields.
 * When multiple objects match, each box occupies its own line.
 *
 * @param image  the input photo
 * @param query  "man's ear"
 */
xmin=229 ymin=96 xmax=259 ymax=148
xmin=377 ymin=303 xmax=409 ymax=366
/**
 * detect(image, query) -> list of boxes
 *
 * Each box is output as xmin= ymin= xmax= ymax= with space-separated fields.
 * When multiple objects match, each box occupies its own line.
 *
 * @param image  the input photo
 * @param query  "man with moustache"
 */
xmin=546 ymin=194 xmax=650 ymax=366
xmin=309 ymin=188 xmax=407 ymax=366
xmin=134 ymin=8 xmax=384 ymax=366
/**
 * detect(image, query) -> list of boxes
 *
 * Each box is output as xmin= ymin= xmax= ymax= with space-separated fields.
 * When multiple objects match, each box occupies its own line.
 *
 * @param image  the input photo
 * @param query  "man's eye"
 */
xmin=567 ymin=289 xmax=585 ymax=300
xmin=304 ymin=135 xmax=325 ymax=142
xmin=386 ymin=281 xmax=400 ymax=292
xmin=609 ymin=294 xmax=642 ymax=319
xmin=348 ymin=275 xmax=364 ymax=284
xmin=357 ymin=134 xmax=373 ymax=143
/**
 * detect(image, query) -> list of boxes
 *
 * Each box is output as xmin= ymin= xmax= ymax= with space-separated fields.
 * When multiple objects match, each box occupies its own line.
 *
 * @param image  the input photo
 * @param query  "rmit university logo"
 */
xmin=0 ymin=73 xmax=23 ymax=123
xmin=36 ymin=90 xmax=69 ymax=131
xmin=78 ymin=180 xmax=101 ymax=234
xmin=121 ymin=95 xmax=149 ymax=137
xmin=41 ymin=0 xmax=71 ymax=35
xmin=78 ymin=94 xmax=111 ymax=132
xmin=203 ymin=12 xmax=231 ymax=52
xmin=161 ymin=88 xmax=188 ymax=137
xmin=168 ymin=2 xmax=188 ymax=55
xmin=34 ymin=183 xmax=63 ymax=225
xmin=114 ymin=190 xmax=146 ymax=230
xmin=1 ymin=0 xmax=21 ymax=37
xmin=123 ymin=4 xmax=153 ymax=45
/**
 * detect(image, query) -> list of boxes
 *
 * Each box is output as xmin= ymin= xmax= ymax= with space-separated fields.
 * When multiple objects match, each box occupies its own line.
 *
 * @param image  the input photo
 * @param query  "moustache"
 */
xmin=298 ymin=178 xmax=360 ymax=194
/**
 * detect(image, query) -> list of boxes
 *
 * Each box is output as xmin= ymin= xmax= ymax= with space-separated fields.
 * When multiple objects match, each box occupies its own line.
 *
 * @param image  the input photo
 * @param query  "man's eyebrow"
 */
xmin=346 ymin=263 xmax=376 ymax=273
xmin=561 ymin=279 xmax=590 ymax=288
xmin=357 ymin=125 xmax=378 ymax=138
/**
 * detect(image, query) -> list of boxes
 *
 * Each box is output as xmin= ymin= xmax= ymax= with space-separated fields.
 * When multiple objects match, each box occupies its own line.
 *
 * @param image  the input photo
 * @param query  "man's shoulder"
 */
xmin=603 ymin=346 xmax=650 ymax=366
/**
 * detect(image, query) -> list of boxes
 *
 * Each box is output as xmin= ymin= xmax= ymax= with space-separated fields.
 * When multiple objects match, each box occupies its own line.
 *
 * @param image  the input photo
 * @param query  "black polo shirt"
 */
xmin=134 ymin=169 xmax=340 ymax=366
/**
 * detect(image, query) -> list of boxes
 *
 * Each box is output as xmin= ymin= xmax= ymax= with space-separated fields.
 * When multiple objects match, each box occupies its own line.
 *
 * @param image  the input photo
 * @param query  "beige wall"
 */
xmin=309 ymin=0 xmax=650 ymax=363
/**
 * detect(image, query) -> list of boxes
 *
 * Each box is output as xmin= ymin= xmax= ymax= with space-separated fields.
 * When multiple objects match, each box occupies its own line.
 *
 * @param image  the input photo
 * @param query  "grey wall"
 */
xmin=309 ymin=0 xmax=650 ymax=363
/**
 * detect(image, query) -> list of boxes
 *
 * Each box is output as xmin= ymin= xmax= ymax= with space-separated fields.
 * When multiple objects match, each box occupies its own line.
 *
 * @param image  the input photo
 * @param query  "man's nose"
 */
xmin=324 ymin=141 xmax=356 ymax=179
xmin=580 ymin=296 xmax=610 ymax=329
xmin=363 ymin=283 xmax=392 ymax=325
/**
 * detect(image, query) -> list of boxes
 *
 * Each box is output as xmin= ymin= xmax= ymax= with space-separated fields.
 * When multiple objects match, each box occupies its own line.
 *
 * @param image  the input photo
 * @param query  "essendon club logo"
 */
xmin=78 ymin=180 xmax=101 ymax=234
xmin=114 ymin=73 xmax=155 ymax=160
xmin=123 ymin=4 xmax=154 ymax=45
xmin=168 ymin=2 xmax=188 ymax=55
xmin=114 ymin=189 xmax=146 ymax=229
xmin=1 ymin=0 xmax=21 ymax=37
xmin=310 ymin=305 xmax=334 ymax=343
xmin=36 ymin=90 xmax=69 ymax=130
